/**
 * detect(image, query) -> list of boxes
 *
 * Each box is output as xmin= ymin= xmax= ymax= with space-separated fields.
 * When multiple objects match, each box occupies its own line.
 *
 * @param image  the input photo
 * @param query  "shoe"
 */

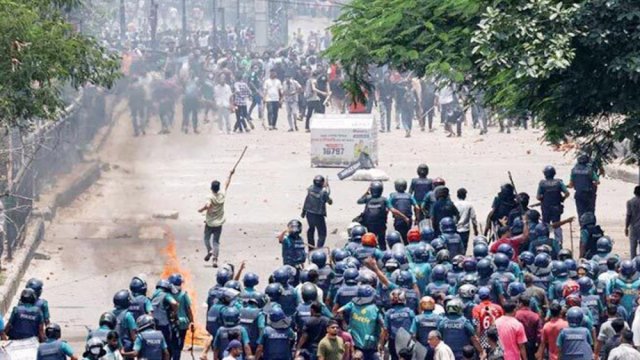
xmin=212 ymin=259 xmax=218 ymax=268
xmin=194 ymin=129 xmax=200 ymax=134
xmin=288 ymin=129 xmax=294 ymax=132
xmin=305 ymin=129 xmax=310 ymax=133
xmin=204 ymin=252 xmax=212 ymax=261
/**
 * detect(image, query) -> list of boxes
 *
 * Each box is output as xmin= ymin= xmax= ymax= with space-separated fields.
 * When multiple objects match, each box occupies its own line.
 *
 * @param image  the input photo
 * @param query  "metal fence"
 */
xmin=0 ymin=87 xmax=111 ymax=260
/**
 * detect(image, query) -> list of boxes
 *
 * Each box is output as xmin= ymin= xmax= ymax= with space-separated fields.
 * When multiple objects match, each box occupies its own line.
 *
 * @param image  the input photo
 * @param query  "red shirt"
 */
xmin=472 ymin=301 xmax=504 ymax=333
xmin=515 ymin=307 xmax=542 ymax=344
xmin=489 ymin=234 xmax=527 ymax=259
xmin=541 ymin=318 xmax=568 ymax=360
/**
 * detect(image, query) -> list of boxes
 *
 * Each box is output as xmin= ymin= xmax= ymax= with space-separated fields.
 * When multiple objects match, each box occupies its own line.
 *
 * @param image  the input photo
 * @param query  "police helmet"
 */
xmin=407 ymin=228 xmax=421 ymax=243
xmin=396 ymin=270 xmax=414 ymax=288
xmin=417 ymin=164 xmax=429 ymax=177
xmin=472 ymin=235 xmax=488 ymax=247
xmin=354 ymin=285 xmax=376 ymax=305
xmin=390 ymin=289 xmax=407 ymax=305
xmin=129 ymin=276 xmax=147 ymax=295
xmin=273 ymin=268 xmax=290 ymax=285
xmin=265 ymin=283 xmax=283 ymax=301
xmin=310 ymin=251 xmax=328 ymax=268
xmin=534 ymin=223 xmax=550 ymax=238
xmin=221 ymin=307 xmax=241 ymax=326
xmin=431 ymin=238 xmax=446 ymax=252
xmin=350 ymin=225 xmax=367 ymax=243
xmin=420 ymin=225 xmax=436 ymax=242
xmin=507 ymin=282 xmax=526 ymax=298
xmin=577 ymin=153 xmax=590 ymax=165
xmin=432 ymin=265 xmax=447 ymax=281
xmin=369 ymin=181 xmax=384 ymax=197
xmin=394 ymin=179 xmax=408 ymax=192
xmin=439 ymin=217 xmax=456 ymax=233
xmin=225 ymin=280 xmax=242 ymax=292
xmin=463 ymin=257 xmax=478 ymax=272
xmin=361 ymin=233 xmax=378 ymax=247
xmin=84 ymin=338 xmax=106 ymax=358
xmin=577 ymin=277 xmax=594 ymax=294
xmin=313 ymin=175 xmax=325 ymax=187
xmin=445 ymin=299 xmax=464 ymax=315
xmin=99 ymin=312 xmax=117 ymax=330
xmin=385 ymin=231 xmax=403 ymax=248
xmin=433 ymin=178 xmax=445 ymax=187
xmin=436 ymin=249 xmax=450 ymax=264
xmin=493 ymin=253 xmax=510 ymax=271
xmin=620 ymin=260 xmax=636 ymax=278
xmin=343 ymin=268 xmax=360 ymax=285
xmin=25 ymin=278 xmax=44 ymax=298
xmin=413 ymin=244 xmax=430 ymax=263
xmin=216 ymin=268 xmax=233 ymax=286
xmin=20 ymin=288 xmax=37 ymax=305
xmin=269 ymin=307 xmax=286 ymax=324
xmin=477 ymin=258 xmax=493 ymax=278
xmin=287 ymin=219 xmax=303 ymax=235
xmin=579 ymin=212 xmax=596 ymax=227
xmin=551 ymin=261 xmax=568 ymax=278
xmin=543 ymin=165 xmax=556 ymax=178
xmin=534 ymin=253 xmax=551 ymax=268
xmin=168 ymin=273 xmax=184 ymax=287
xmin=478 ymin=287 xmax=491 ymax=301
xmin=519 ymin=251 xmax=535 ymax=266
xmin=596 ymin=236 xmax=613 ymax=253
xmin=301 ymin=283 xmax=318 ymax=303
xmin=473 ymin=243 xmax=489 ymax=259
xmin=332 ymin=248 xmax=350 ymax=263
xmin=558 ymin=249 xmax=573 ymax=261
xmin=566 ymin=306 xmax=584 ymax=326
xmin=458 ymin=284 xmax=478 ymax=300
xmin=113 ymin=290 xmax=131 ymax=309
xmin=497 ymin=243 xmax=514 ymax=260
xmin=45 ymin=323 xmax=61 ymax=340
xmin=136 ymin=314 xmax=156 ymax=331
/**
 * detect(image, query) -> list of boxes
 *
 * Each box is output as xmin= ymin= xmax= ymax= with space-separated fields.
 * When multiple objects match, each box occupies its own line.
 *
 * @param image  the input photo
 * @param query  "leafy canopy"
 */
xmin=0 ymin=0 xmax=120 ymax=130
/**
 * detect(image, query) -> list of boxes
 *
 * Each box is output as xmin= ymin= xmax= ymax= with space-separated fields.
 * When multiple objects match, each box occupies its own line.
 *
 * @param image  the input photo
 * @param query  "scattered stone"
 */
xmin=331 ymin=228 xmax=338 ymax=234
xmin=33 ymin=253 xmax=51 ymax=260
xmin=115 ymin=233 xmax=132 ymax=239
xmin=152 ymin=211 xmax=179 ymax=220
xmin=101 ymin=163 xmax=111 ymax=172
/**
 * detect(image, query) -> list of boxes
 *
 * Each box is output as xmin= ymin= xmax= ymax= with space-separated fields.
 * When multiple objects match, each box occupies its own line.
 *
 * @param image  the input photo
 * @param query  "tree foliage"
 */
xmin=326 ymin=0 xmax=640 ymax=163
xmin=0 ymin=0 xmax=120 ymax=131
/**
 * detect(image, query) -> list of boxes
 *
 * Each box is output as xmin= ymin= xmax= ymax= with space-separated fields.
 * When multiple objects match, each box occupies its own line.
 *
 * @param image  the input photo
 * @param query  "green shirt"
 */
xmin=317 ymin=336 xmax=345 ymax=360
xmin=341 ymin=302 xmax=383 ymax=350
xmin=175 ymin=290 xmax=192 ymax=330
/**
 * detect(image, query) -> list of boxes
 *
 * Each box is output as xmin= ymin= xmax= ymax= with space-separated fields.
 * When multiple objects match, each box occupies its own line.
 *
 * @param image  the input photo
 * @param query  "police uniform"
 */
xmin=302 ymin=185 xmax=332 ymax=249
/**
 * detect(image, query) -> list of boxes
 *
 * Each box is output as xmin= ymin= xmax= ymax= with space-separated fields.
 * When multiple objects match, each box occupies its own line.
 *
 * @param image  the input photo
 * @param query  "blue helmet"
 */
xmin=558 ymin=249 xmax=573 ymax=261
xmin=534 ymin=253 xmax=551 ymax=268
xmin=431 ymin=238 xmax=446 ymax=252
xmin=273 ymin=268 xmax=290 ymax=285
xmin=507 ymin=282 xmax=526 ymax=298
xmin=216 ymin=269 xmax=233 ymax=286
xmin=497 ymin=243 xmax=514 ymax=260
xmin=222 ymin=307 xmax=241 ymax=326
xmin=298 ymin=270 xmax=310 ymax=284
xmin=393 ymin=251 xmax=409 ymax=268
xmin=358 ymin=271 xmax=378 ymax=287
xmin=269 ymin=307 xmax=286 ymax=323
xmin=543 ymin=165 xmax=556 ymax=179
xmin=472 ymin=236 xmax=488 ymax=247
xmin=519 ymin=251 xmax=535 ymax=266
xmin=156 ymin=280 xmax=173 ymax=292
xmin=463 ymin=257 xmax=477 ymax=273
xmin=345 ymin=257 xmax=361 ymax=269
xmin=579 ymin=212 xmax=596 ymax=227
xmin=510 ymin=218 xmax=524 ymax=235
xmin=413 ymin=244 xmax=430 ymax=263
xmin=26 ymin=278 xmax=44 ymax=297
xmin=168 ymin=273 xmax=183 ymax=287
xmin=473 ymin=243 xmax=489 ymax=259
xmin=478 ymin=287 xmax=491 ymax=301
xmin=439 ymin=217 xmax=456 ymax=233
xmin=350 ymin=225 xmax=367 ymax=242
xmin=452 ymin=255 xmax=466 ymax=270
xmin=113 ymin=290 xmax=131 ymax=309
xmin=620 ymin=260 xmax=636 ymax=278
xmin=224 ymin=280 xmax=242 ymax=292
xmin=477 ymin=258 xmax=493 ymax=278
xmin=564 ymin=259 xmax=578 ymax=277
xmin=534 ymin=223 xmax=550 ymax=238
xmin=265 ymin=283 xmax=283 ymax=301
xmin=334 ymin=261 xmax=349 ymax=276
xmin=243 ymin=272 xmax=259 ymax=288
xmin=566 ymin=306 xmax=584 ymax=326
xmin=596 ymin=236 xmax=612 ymax=253
xmin=249 ymin=291 xmax=268 ymax=308
xmin=396 ymin=270 xmax=414 ymax=288
xmin=551 ymin=261 xmax=568 ymax=278
xmin=311 ymin=251 xmax=328 ymax=268
xmin=577 ymin=277 xmax=593 ymax=294
xmin=420 ymin=225 xmax=436 ymax=242
xmin=129 ymin=276 xmax=147 ymax=295
xmin=432 ymin=265 xmax=447 ymax=281
xmin=356 ymin=285 xmax=376 ymax=304
xmin=332 ymin=248 xmax=350 ymax=263
xmin=343 ymin=268 xmax=360 ymax=285
xmin=493 ymin=253 xmax=510 ymax=271
xmin=386 ymin=231 xmax=403 ymax=248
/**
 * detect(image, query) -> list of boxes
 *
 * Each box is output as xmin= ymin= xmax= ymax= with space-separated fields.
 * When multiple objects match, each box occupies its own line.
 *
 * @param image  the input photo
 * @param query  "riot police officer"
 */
xmin=132 ymin=315 xmax=170 ymax=360
xmin=26 ymin=278 xmax=50 ymax=326
xmin=88 ymin=312 xmax=117 ymax=343
xmin=388 ymin=179 xmax=419 ymax=244
xmin=536 ymin=166 xmax=570 ymax=244
xmin=557 ymin=307 xmax=593 ymax=359
xmin=128 ymin=276 xmax=152 ymax=322
xmin=168 ymin=273 xmax=194 ymax=360
xmin=278 ymin=220 xmax=307 ymax=270
xmin=357 ymin=181 xmax=389 ymax=250
xmin=409 ymin=164 xmax=433 ymax=223
xmin=5 ymin=288 xmax=45 ymax=341
xmin=569 ymin=154 xmax=599 ymax=219
xmin=111 ymin=289 xmax=137 ymax=356
xmin=302 ymin=175 xmax=333 ymax=249
xmin=150 ymin=281 xmax=178 ymax=355
xmin=37 ymin=323 xmax=77 ymax=360
xmin=255 ymin=308 xmax=296 ymax=360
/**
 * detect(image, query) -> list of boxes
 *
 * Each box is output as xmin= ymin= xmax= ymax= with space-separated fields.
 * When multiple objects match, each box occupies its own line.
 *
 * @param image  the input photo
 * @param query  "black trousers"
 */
xmin=267 ymin=101 xmax=280 ymax=128
xmin=306 ymin=213 xmax=327 ymax=249
xmin=234 ymin=105 xmax=249 ymax=132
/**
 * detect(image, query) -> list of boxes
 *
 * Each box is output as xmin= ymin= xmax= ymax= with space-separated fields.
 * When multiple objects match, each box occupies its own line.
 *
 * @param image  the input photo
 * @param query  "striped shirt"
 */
xmin=233 ymin=81 xmax=252 ymax=106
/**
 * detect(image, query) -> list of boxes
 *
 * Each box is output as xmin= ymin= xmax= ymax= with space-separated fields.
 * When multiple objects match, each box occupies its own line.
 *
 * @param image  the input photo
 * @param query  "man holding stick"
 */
xmin=198 ymin=147 xmax=247 ymax=267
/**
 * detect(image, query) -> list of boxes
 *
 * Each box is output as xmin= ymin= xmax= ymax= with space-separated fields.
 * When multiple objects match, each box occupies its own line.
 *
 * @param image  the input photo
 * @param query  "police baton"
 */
xmin=569 ymin=219 xmax=575 ymax=258
xmin=507 ymin=171 xmax=526 ymax=216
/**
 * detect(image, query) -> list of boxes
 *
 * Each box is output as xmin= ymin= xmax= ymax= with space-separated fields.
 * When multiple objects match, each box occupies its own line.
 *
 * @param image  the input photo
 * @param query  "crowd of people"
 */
xmin=3 ymin=153 xmax=640 ymax=360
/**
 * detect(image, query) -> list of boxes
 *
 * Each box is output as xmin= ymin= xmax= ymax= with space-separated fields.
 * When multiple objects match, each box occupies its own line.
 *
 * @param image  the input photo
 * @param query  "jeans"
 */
xmin=401 ymin=110 xmax=413 ymax=131
xmin=266 ymin=101 xmax=280 ymax=128
xmin=249 ymin=94 xmax=263 ymax=119
xmin=217 ymin=107 xmax=231 ymax=133
xmin=305 ymin=100 xmax=322 ymax=130
xmin=631 ymin=227 xmax=640 ymax=258
xmin=459 ymin=231 xmax=470 ymax=255
xmin=381 ymin=101 xmax=392 ymax=131
xmin=234 ymin=105 xmax=249 ymax=132
xmin=182 ymin=101 xmax=199 ymax=132
xmin=306 ymin=213 xmax=327 ymax=249
xmin=204 ymin=225 xmax=222 ymax=260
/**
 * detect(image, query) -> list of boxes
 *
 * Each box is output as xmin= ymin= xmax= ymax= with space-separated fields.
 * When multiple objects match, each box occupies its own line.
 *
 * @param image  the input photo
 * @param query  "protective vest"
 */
xmin=262 ymin=326 xmax=292 ymax=360
xmin=494 ymin=197 xmax=516 ymax=222
xmin=206 ymin=304 xmax=224 ymax=337
xmin=216 ymin=326 xmax=244 ymax=358
xmin=386 ymin=306 xmax=413 ymax=339
xmin=404 ymin=289 xmax=419 ymax=312
xmin=151 ymin=292 xmax=170 ymax=327
xmin=490 ymin=272 xmax=516 ymax=296
xmin=89 ymin=328 xmax=110 ymax=343
xmin=447 ymin=270 xmax=462 ymax=288
xmin=137 ymin=330 xmax=165 ymax=360
xmin=344 ymin=242 xmax=360 ymax=256
xmin=415 ymin=313 xmax=440 ymax=346
xmin=316 ymin=266 xmax=333 ymax=295
xmin=334 ymin=285 xmax=359 ymax=307
xmin=112 ymin=309 xmax=131 ymax=341
xmin=549 ymin=279 xmax=568 ymax=301
xmin=363 ymin=197 xmax=387 ymax=226
xmin=129 ymin=295 xmax=148 ymax=321
xmin=585 ymin=225 xmax=604 ymax=259
xmin=560 ymin=327 xmax=592 ymax=360
xmin=239 ymin=306 xmax=262 ymax=347
xmin=354 ymin=246 xmax=377 ymax=263
xmin=411 ymin=178 xmax=432 ymax=205
xmin=9 ymin=305 xmax=41 ymax=339
xmin=425 ymin=282 xmax=450 ymax=297
xmin=282 ymin=236 xmax=306 ymax=266
xmin=294 ymin=303 xmax=312 ymax=331
xmin=280 ymin=286 xmax=297 ymax=317
xmin=539 ymin=179 xmax=563 ymax=210
xmin=440 ymin=316 xmax=470 ymax=358
xmin=581 ymin=295 xmax=601 ymax=324
xmin=391 ymin=193 xmax=413 ymax=218
xmin=37 ymin=340 xmax=66 ymax=360
xmin=571 ymin=164 xmax=594 ymax=192
xmin=207 ymin=285 xmax=225 ymax=310
xmin=303 ymin=186 xmax=327 ymax=216
xmin=441 ymin=233 xmax=463 ymax=257
xmin=532 ymin=274 xmax=552 ymax=291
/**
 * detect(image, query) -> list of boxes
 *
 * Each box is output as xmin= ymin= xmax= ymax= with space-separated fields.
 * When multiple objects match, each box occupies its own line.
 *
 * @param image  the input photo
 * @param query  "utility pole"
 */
xmin=150 ymin=0 xmax=158 ymax=49
xmin=212 ymin=0 xmax=217 ymax=49
xmin=182 ymin=0 xmax=187 ymax=42
xmin=119 ymin=0 xmax=126 ymax=40
xmin=254 ymin=0 xmax=268 ymax=51
xmin=236 ymin=0 xmax=241 ymax=26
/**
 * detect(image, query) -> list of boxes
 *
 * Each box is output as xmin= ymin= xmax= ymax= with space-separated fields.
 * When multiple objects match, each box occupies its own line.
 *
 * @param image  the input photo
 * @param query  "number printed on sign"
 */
xmin=323 ymin=148 xmax=344 ymax=155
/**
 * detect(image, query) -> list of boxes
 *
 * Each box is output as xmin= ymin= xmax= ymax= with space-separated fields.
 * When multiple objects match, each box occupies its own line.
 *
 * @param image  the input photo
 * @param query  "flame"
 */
xmin=161 ymin=227 xmax=210 ymax=348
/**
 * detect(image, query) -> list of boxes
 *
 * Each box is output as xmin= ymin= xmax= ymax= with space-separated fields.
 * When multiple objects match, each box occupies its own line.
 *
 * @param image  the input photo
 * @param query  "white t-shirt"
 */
xmin=263 ymin=78 xmax=283 ymax=102
xmin=214 ymin=84 xmax=232 ymax=108
xmin=437 ymin=86 xmax=454 ymax=105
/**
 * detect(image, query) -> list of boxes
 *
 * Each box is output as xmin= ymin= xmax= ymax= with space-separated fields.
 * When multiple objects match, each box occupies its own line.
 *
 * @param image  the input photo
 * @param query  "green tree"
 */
xmin=0 ymin=0 xmax=120 ymax=131
xmin=327 ymin=0 xmax=640 ymax=164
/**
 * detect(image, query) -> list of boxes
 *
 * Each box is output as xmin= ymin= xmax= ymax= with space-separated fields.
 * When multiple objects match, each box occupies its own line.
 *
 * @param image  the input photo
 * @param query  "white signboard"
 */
xmin=310 ymin=114 xmax=379 ymax=168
